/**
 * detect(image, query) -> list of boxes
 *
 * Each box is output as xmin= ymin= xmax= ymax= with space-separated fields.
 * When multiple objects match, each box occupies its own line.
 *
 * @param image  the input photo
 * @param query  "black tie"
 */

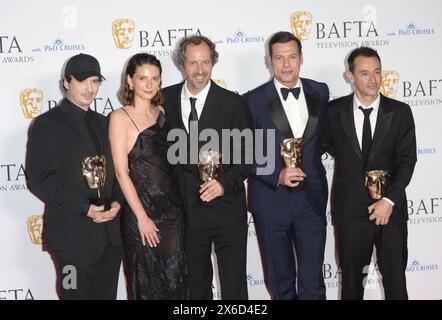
xmin=359 ymin=106 xmax=373 ymax=162
xmin=84 ymin=110 xmax=103 ymax=155
xmin=189 ymin=97 xmax=198 ymax=129
xmin=281 ymin=87 xmax=301 ymax=101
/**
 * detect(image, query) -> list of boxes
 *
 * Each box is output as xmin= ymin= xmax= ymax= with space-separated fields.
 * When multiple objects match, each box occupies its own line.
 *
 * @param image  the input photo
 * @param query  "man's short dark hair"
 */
xmin=268 ymin=31 xmax=302 ymax=57
xmin=347 ymin=46 xmax=381 ymax=73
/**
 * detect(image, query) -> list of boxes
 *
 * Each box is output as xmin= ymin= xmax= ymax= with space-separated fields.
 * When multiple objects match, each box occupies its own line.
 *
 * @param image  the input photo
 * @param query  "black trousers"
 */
xmin=186 ymin=224 xmax=248 ymax=300
xmin=51 ymin=244 xmax=122 ymax=300
xmin=336 ymin=213 xmax=408 ymax=300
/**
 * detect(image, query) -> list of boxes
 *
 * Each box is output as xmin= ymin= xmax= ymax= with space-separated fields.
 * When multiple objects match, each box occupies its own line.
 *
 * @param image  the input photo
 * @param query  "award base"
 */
xmin=289 ymin=180 xmax=305 ymax=192
xmin=90 ymin=196 xmax=111 ymax=211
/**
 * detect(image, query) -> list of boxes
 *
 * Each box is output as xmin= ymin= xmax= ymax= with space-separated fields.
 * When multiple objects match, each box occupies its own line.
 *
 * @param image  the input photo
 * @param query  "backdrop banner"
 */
xmin=1 ymin=0 xmax=440 ymax=300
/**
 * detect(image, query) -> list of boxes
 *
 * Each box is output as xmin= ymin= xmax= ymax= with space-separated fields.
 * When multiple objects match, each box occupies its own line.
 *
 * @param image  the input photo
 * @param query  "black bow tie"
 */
xmin=280 ymin=87 xmax=301 ymax=101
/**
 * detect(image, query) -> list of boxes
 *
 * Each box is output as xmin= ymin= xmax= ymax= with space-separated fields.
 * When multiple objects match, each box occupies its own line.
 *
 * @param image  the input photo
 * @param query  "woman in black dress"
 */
xmin=109 ymin=53 xmax=189 ymax=299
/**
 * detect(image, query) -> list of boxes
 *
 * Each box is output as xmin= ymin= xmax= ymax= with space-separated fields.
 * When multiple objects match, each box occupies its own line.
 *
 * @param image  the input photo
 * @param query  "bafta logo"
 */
xmin=112 ymin=18 xmax=135 ymax=49
xmin=214 ymin=79 xmax=227 ymax=88
xmin=27 ymin=214 xmax=43 ymax=245
xmin=20 ymin=88 xmax=43 ymax=119
xmin=364 ymin=170 xmax=390 ymax=200
xmin=290 ymin=11 xmax=313 ymax=40
xmin=381 ymin=70 xmax=400 ymax=98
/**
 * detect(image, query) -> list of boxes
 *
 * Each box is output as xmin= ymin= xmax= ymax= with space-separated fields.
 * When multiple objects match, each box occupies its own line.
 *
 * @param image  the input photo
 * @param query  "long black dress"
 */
xmin=120 ymin=110 xmax=189 ymax=300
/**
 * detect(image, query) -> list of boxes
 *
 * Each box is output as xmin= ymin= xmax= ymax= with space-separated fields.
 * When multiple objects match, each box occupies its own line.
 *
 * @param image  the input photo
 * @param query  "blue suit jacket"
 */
xmin=245 ymin=78 xmax=329 ymax=220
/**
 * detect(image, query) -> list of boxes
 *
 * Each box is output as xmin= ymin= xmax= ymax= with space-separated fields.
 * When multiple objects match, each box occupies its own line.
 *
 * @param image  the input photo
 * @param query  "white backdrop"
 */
xmin=1 ymin=0 xmax=441 ymax=300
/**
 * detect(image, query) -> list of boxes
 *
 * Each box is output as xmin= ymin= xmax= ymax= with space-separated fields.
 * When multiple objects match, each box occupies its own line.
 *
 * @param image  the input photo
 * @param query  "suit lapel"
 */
xmin=301 ymin=79 xmax=321 ymax=144
xmin=264 ymin=81 xmax=294 ymax=138
xmin=338 ymin=94 xmax=363 ymax=160
xmin=198 ymin=80 xmax=223 ymax=131
xmin=263 ymin=79 xmax=322 ymax=142
xmin=170 ymin=82 xmax=186 ymax=131
xmin=367 ymin=94 xmax=393 ymax=163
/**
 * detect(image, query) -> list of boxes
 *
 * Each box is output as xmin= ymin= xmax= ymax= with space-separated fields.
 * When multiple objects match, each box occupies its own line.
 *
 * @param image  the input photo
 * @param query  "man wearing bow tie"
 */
xmin=245 ymin=31 xmax=330 ymax=299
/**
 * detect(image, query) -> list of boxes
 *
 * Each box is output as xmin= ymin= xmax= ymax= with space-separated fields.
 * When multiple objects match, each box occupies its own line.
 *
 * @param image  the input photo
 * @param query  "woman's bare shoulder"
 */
xmin=110 ymin=106 xmax=132 ymax=118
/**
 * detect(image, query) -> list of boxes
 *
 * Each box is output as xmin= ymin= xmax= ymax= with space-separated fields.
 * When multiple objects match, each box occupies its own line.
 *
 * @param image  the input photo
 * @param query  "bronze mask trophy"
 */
xmin=364 ymin=170 xmax=390 ymax=200
xmin=81 ymin=155 xmax=111 ymax=210
xmin=280 ymin=138 xmax=304 ymax=188
xmin=198 ymin=151 xmax=223 ymax=182
xmin=280 ymin=138 xmax=304 ymax=168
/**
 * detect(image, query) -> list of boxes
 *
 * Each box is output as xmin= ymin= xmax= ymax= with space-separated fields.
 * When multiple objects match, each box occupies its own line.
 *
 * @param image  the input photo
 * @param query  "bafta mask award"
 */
xmin=198 ymin=151 xmax=223 ymax=182
xmin=81 ymin=155 xmax=111 ymax=210
xmin=280 ymin=138 xmax=304 ymax=168
xmin=364 ymin=170 xmax=390 ymax=200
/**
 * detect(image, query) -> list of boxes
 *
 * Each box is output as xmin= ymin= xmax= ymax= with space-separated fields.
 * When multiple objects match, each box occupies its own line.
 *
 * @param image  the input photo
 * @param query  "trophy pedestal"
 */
xmin=90 ymin=196 xmax=111 ymax=211
xmin=289 ymin=180 xmax=305 ymax=192
xmin=197 ymin=189 xmax=217 ymax=207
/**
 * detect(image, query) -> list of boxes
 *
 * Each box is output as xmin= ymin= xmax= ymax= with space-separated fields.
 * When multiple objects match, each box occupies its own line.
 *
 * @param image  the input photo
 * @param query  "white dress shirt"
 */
xmin=353 ymin=93 xmax=380 ymax=148
xmin=274 ymin=78 xmax=309 ymax=138
xmin=181 ymin=80 xmax=211 ymax=132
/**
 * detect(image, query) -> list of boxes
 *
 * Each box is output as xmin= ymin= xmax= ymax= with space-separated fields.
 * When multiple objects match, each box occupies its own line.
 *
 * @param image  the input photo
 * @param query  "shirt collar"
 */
xmin=273 ymin=77 xmax=302 ymax=91
xmin=182 ymin=80 xmax=211 ymax=104
xmin=63 ymin=98 xmax=89 ymax=118
xmin=353 ymin=93 xmax=380 ymax=112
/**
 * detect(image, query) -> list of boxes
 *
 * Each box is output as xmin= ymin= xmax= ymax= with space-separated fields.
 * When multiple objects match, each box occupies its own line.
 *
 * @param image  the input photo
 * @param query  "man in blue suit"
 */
xmin=245 ymin=31 xmax=329 ymax=299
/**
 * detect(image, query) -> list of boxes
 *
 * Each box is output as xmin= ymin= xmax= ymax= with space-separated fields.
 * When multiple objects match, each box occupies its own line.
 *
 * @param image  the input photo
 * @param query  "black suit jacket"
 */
xmin=27 ymin=98 xmax=122 ymax=250
xmin=163 ymin=81 xmax=252 ymax=229
xmin=322 ymin=93 xmax=417 ymax=225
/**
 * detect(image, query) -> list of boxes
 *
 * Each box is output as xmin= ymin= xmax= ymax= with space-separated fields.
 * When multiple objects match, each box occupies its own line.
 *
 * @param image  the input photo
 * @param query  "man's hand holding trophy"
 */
xmin=278 ymin=137 xmax=306 ymax=188
xmin=81 ymin=155 xmax=120 ymax=223
xmin=198 ymin=150 xmax=225 ymax=202
xmin=365 ymin=169 xmax=393 ymax=225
